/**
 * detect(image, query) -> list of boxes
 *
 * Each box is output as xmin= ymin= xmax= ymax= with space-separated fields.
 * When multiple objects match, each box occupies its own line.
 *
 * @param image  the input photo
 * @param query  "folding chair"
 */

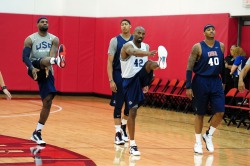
xmin=149 ymin=78 xmax=170 ymax=107
xmin=157 ymin=79 xmax=179 ymax=109
xmin=234 ymin=92 xmax=250 ymax=128
xmin=173 ymin=86 xmax=193 ymax=113
xmin=166 ymin=80 xmax=186 ymax=110
xmin=226 ymin=89 xmax=249 ymax=126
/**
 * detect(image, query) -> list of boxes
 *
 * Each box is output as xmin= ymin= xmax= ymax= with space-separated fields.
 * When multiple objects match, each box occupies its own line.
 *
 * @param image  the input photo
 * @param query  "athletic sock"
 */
xmin=130 ymin=140 xmax=136 ymax=146
xmin=36 ymin=122 xmax=44 ymax=131
xmin=50 ymin=57 xmax=56 ymax=65
xmin=206 ymin=126 xmax=216 ymax=136
xmin=195 ymin=134 xmax=202 ymax=143
xmin=121 ymin=119 xmax=127 ymax=125
xmin=115 ymin=125 xmax=121 ymax=133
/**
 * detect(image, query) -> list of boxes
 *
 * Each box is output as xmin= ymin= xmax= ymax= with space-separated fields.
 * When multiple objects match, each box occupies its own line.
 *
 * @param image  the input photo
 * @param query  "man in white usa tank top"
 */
xmin=120 ymin=26 xmax=165 ymax=156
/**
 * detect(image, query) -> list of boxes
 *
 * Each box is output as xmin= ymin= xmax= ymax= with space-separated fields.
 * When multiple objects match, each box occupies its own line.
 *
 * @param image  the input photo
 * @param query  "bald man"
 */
xmin=120 ymin=26 xmax=165 ymax=156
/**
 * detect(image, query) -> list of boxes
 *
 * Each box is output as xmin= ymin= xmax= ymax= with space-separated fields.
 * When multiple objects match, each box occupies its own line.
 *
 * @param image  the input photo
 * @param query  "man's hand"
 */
xmin=142 ymin=86 xmax=149 ymax=93
xmin=148 ymin=50 xmax=157 ymax=57
xmin=238 ymin=80 xmax=245 ymax=92
xmin=3 ymin=89 xmax=11 ymax=100
xmin=186 ymin=89 xmax=194 ymax=100
xmin=32 ymin=68 xmax=40 ymax=80
xmin=110 ymin=80 xmax=117 ymax=93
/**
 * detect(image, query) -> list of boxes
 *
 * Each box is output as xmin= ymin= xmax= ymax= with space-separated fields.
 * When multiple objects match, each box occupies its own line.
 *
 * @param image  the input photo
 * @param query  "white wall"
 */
xmin=0 ymin=0 xmax=249 ymax=17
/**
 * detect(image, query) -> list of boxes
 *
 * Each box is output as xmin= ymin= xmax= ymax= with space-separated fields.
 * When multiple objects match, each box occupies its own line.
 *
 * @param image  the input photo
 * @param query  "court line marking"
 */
xmin=0 ymin=100 xmax=62 ymax=118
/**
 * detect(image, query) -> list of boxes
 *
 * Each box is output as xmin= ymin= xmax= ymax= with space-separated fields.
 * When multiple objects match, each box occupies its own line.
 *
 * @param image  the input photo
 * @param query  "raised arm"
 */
xmin=120 ymin=43 xmax=156 ymax=60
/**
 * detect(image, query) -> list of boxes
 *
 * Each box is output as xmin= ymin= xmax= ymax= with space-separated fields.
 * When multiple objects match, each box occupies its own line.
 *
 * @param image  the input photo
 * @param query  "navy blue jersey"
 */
xmin=113 ymin=35 xmax=133 ymax=71
xmin=193 ymin=40 xmax=224 ymax=76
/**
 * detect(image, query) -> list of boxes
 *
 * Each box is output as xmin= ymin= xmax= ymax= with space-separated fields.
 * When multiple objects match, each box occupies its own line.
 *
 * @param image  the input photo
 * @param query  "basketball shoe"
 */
xmin=121 ymin=125 xmax=129 ymax=142
xmin=157 ymin=46 xmax=168 ymax=69
xmin=114 ymin=132 xmax=125 ymax=145
xmin=56 ymin=44 xmax=66 ymax=68
xmin=129 ymin=146 xmax=141 ymax=156
xmin=194 ymin=142 xmax=203 ymax=154
xmin=202 ymin=133 xmax=214 ymax=152
xmin=31 ymin=130 xmax=46 ymax=146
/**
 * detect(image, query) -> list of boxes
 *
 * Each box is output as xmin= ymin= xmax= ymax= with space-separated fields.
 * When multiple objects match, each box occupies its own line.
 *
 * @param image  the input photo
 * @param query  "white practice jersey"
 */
xmin=120 ymin=41 xmax=148 ymax=78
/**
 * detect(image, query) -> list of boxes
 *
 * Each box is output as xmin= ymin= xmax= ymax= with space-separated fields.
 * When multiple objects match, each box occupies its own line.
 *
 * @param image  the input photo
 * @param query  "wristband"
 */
xmin=2 ymin=86 xmax=7 ymax=90
xmin=109 ymin=80 xmax=113 ymax=83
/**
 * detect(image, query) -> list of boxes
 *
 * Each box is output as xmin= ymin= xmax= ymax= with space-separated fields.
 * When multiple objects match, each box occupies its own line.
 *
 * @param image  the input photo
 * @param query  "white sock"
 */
xmin=121 ymin=119 xmax=127 ymax=125
xmin=50 ymin=57 xmax=56 ymax=64
xmin=207 ymin=126 xmax=216 ymax=136
xmin=36 ymin=123 xmax=44 ymax=131
xmin=130 ymin=140 xmax=136 ymax=146
xmin=195 ymin=134 xmax=202 ymax=143
xmin=115 ymin=125 xmax=121 ymax=132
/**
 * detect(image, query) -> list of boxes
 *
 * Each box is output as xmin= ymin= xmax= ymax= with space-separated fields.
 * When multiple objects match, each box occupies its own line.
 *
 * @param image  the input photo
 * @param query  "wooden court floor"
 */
xmin=0 ymin=94 xmax=249 ymax=166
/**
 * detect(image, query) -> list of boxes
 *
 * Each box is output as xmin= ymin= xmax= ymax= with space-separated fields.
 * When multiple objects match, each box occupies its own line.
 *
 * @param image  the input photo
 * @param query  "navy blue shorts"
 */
xmin=123 ymin=63 xmax=153 ymax=110
xmin=110 ymin=70 xmax=125 ymax=107
xmin=192 ymin=75 xmax=225 ymax=115
xmin=28 ymin=59 xmax=57 ymax=100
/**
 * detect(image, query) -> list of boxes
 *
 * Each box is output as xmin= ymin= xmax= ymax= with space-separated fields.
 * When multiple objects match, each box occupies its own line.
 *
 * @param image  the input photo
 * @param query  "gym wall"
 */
xmin=0 ymin=13 xmax=238 ymax=95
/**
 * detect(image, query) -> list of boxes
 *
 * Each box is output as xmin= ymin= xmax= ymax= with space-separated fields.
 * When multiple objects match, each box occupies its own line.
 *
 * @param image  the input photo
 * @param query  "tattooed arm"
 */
xmin=186 ymin=43 xmax=201 ymax=100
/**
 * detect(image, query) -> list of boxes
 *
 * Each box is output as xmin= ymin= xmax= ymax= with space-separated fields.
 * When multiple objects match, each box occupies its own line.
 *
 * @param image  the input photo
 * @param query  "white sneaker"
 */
xmin=194 ymin=142 xmax=203 ymax=154
xmin=114 ymin=132 xmax=125 ymax=145
xmin=120 ymin=128 xmax=129 ymax=142
xmin=202 ymin=134 xmax=214 ymax=152
xmin=129 ymin=146 xmax=141 ymax=156
xmin=157 ymin=45 xmax=168 ymax=69
xmin=30 ymin=130 xmax=46 ymax=145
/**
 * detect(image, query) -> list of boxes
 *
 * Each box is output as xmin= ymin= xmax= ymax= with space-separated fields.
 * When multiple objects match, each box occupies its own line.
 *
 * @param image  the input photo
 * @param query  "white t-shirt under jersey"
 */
xmin=120 ymin=41 xmax=148 ymax=78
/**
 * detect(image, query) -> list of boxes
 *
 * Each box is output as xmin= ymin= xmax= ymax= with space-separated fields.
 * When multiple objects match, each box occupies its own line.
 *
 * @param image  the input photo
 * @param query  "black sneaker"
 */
xmin=121 ymin=125 xmax=129 ymax=142
xmin=30 ymin=130 xmax=46 ymax=145
xmin=114 ymin=132 xmax=125 ymax=145
xmin=129 ymin=146 xmax=141 ymax=156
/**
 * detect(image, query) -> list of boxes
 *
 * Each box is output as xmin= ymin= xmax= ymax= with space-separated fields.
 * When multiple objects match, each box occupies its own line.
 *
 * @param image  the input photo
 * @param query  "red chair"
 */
xmin=225 ymin=89 xmax=249 ymax=126
xmin=166 ymin=80 xmax=186 ymax=110
xmin=234 ymin=91 xmax=250 ymax=129
xmin=154 ymin=79 xmax=179 ymax=109
xmin=173 ymin=86 xmax=193 ymax=113
xmin=149 ymin=78 xmax=170 ymax=107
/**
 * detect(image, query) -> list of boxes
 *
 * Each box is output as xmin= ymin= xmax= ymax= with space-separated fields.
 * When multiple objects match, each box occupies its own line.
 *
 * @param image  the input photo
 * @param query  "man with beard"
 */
xmin=107 ymin=19 xmax=133 ymax=145
xmin=22 ymin=17 xmax=66 ymax=145
xmin=186 ymin=24 xmax=225 ymax=154
xmin=120 ymin=26 xmax=165 ymax=156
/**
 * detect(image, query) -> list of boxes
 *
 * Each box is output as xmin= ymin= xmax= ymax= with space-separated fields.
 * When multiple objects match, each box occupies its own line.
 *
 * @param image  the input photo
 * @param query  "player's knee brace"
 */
xmin=113 ymin=107 xmax=122 ymax=118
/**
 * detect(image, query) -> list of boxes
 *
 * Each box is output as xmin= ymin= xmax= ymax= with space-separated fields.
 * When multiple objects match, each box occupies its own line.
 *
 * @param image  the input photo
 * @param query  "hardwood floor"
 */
xmin=0 ymin=94 xmax=249 ymax=166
